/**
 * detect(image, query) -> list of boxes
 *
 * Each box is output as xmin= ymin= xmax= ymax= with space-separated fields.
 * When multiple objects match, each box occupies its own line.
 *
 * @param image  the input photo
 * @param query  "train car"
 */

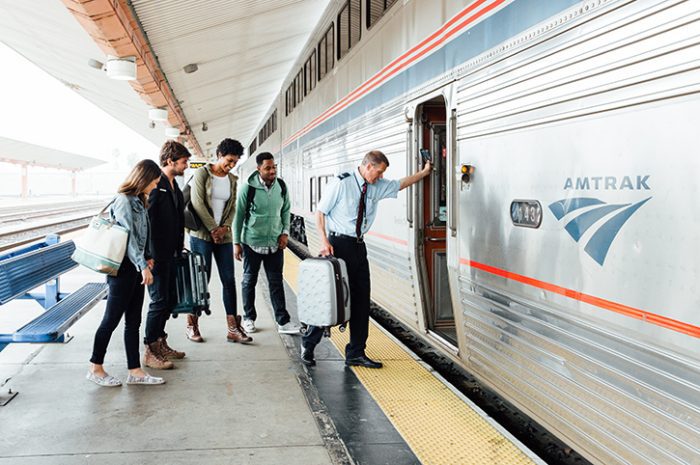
xmin=243 ymin=1 xmax=700 ymax=464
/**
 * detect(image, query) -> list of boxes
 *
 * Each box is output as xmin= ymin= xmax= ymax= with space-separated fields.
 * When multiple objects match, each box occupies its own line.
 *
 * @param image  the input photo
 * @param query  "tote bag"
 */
xmin=71 ymin=199 xmax=128 ymax=276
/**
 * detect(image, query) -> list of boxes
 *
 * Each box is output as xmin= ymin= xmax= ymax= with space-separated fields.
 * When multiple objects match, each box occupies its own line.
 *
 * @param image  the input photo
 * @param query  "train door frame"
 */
xmin=408 ymin=88 xmax=460 ymax=354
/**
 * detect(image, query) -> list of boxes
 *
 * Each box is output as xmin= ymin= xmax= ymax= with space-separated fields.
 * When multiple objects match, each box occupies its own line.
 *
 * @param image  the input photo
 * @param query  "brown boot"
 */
xmin=186 ymin=314 xmax=204 ymax=343
xmin=159 ymin=336 xmax=185 ymax=360
xmin=143 ymin=342 xmax=174 ymax=369
xmin=227 ymin=315 xmax=252 ymax=343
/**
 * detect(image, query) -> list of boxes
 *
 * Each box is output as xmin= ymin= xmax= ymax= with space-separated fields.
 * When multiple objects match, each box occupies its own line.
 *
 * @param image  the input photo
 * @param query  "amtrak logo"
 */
xmin=549 ymin=197 xmax=651 ymax=265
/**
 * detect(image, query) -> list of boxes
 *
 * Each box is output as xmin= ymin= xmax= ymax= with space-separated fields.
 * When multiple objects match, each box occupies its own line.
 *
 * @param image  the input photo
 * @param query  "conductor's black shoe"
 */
xmin=345 ymin=355 xmax=383 ymax=369
xmin=300 ymin=344 xmax=316 ymax=366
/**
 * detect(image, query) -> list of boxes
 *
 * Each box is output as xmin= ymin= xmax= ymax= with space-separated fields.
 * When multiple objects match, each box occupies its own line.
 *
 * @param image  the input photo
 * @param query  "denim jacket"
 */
xmin=109 ymin=194 xmax=151 ymax=271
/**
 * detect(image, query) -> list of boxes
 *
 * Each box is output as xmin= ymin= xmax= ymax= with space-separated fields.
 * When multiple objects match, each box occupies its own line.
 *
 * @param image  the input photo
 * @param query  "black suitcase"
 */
xmin=171 ymin=250 xmax=210 ymax=317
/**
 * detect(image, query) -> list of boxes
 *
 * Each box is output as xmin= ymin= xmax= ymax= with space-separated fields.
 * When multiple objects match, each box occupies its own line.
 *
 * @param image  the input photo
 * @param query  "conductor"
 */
xmin=301 ymin=150 xmax=431 ymax=368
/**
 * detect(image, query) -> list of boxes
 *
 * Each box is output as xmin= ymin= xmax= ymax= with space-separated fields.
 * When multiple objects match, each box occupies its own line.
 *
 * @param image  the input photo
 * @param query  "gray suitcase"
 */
xmin=297 ymin=256 xmax=351 ymax=329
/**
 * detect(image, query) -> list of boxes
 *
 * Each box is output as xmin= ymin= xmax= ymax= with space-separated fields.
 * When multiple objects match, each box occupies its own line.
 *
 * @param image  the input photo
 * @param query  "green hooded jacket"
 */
xmin=233 ymin=171 xmax=290 ymax=247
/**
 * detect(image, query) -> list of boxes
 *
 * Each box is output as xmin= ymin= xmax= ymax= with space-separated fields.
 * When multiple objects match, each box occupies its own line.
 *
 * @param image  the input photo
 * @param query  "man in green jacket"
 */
xmin=233 ymin=152 xmax=300 ymax=334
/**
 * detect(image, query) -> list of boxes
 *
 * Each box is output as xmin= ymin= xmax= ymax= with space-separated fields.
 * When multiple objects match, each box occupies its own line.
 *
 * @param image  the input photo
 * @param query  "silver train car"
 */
xmin=242 ymin=1 xmax=700 ymax=464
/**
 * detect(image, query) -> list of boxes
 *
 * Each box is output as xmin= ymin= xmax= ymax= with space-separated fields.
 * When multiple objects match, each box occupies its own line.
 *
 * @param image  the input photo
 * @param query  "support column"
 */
xmin=20 ymin=163 xmax=28 ymax=198
xmin=71 ymin=170 xmax=77 ymax=196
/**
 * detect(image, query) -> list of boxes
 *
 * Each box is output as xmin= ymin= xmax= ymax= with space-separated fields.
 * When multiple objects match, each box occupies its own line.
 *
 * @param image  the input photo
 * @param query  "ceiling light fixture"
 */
xmin=165 ymin=127 xmax=180 ymax=138
xmin=183 ymin=63 xmax=198 ymax=74
xmin=105 ymin=55 xmax=137 ymax=80
xmin=202 ymin=122 xmax=208 ymax=132
xmin=88 ymin=58 xmax=104 ymax=70
xmin=149 ymin=108 xmax=168 ymax=122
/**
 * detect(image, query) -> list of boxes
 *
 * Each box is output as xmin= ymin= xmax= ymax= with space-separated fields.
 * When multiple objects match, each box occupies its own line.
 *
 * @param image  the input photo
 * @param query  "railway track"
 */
xmin=0 ymin=202 xmax=105 ymax=252
xmin=0 ymin=201 xmax=105 ymax=224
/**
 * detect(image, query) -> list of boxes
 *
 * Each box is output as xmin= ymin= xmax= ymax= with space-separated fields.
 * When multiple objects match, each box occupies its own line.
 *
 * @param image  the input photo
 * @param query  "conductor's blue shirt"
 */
xmin=318 ymin=168 xmax=400 ymax=236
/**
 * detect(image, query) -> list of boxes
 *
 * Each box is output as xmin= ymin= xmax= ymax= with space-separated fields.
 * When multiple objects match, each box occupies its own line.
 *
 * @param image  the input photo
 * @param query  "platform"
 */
xmin=0 ymin=243 xmax=543 ymax=465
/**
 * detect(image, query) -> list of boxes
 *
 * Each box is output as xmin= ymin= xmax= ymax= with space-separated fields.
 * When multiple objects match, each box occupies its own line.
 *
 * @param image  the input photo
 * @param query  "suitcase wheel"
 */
xmin=171 ymin=313 xmax=178 ymax=319
xmin=338 ymin=323 xmax=347 ymax=333
xmin=203 ymin=307 xmax=211 ymax=316
xmin=300 ymin=324 xmax=308 ymax=336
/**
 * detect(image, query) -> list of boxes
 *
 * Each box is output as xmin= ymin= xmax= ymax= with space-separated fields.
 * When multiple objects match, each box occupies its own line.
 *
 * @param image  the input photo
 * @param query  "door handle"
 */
xmin=406 ymin=123 xmax=414 ymax=227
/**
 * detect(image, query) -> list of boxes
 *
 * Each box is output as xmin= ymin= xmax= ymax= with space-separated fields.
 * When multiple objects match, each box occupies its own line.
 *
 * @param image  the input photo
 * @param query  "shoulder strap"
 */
xmin=277 ymin=178 xmax=287 ymax=198
xmin=244 ymin=185 xmax=255 ymax=221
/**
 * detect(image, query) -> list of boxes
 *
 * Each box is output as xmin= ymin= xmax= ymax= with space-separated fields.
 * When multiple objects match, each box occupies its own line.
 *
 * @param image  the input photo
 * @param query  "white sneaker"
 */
xmin=242 ymin=318 xmax=256 ymax=333
xmin=278 ymin=321 xmax=301 ymax=334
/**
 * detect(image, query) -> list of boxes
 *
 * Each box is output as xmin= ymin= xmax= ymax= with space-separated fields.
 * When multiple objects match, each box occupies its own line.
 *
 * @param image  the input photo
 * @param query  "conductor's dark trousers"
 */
xmin=301 ymin=234 xmax=370 ymax=359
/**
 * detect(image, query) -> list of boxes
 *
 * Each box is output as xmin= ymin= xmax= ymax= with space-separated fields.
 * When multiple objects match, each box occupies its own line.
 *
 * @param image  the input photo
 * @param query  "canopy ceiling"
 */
xmin=0 ymin=0 xmax=330 ymax=158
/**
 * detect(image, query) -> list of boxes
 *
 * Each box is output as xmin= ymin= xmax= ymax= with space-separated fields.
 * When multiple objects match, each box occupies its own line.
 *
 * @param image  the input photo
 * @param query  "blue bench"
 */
xmin=0 ymin=234 xmax=107 ymax=352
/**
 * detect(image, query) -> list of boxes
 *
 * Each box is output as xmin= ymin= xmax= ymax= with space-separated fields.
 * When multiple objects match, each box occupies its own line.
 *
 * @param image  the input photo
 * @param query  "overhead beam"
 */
xmin=61 ymin=0 xmax=202 ymax=156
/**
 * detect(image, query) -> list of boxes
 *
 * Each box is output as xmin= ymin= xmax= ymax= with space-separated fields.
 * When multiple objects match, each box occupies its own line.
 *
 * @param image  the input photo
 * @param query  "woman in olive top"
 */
xmin=188 ymin=138 xmax=251 ymax=343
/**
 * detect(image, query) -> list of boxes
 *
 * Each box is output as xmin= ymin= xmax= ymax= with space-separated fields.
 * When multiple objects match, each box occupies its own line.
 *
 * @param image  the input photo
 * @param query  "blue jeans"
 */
xmin=241 ymin=244 xmax=290 ymax=325
xmin=190 ymin=237 xmax=237 ymax=316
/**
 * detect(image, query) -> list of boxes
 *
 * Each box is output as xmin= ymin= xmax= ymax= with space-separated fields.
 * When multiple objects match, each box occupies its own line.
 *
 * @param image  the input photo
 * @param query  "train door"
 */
xmin=415 ymin=97 xmax=457 ymax=346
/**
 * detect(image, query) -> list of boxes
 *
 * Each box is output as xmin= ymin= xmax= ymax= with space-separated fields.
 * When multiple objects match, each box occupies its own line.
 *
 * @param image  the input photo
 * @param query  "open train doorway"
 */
xmin=415 ymin=97 xmax=457 ymax=347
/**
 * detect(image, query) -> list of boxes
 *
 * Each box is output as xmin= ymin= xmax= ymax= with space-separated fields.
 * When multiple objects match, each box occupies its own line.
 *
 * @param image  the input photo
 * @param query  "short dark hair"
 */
xmin=361 ymin=150 xmax=390 ymax=167
xmin=159 ymin=140 xmax=191 ymax=167
xmin=216 ymin=138 xmax=244 ymax=157
xmin=256 ymin=152 xmax=274 ymax=167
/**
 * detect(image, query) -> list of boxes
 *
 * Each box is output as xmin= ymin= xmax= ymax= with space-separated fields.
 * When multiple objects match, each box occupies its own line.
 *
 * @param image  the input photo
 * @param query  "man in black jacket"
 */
xmin=143 ymin=140 xmax=191 ymax=369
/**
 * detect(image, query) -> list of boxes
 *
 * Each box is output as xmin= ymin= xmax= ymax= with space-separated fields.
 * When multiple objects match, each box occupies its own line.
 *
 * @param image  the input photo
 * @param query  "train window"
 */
xmin=318 ymin=24 xmax=334 ymax=81
xmin=286 ymin=84 xmax=294 ymax=116
xmin=249 ymin=139 xmax=257 ymax=156
xmin=317 ymin=175 xmax=333 ymax=200
xmin=367 ymin=0 xmax=398 ymax=29
xmin=337 ymin=0 xmax=361 ymax=61
xmin=309 ymin=177 xmax=317 ymax=212
xmin=259 ymin=110 xmax=278 ymax=145
xmin=304 ymin=50 xmax=316 ymax=95
xmin=295 ymin=70 xmax=304 ymax=105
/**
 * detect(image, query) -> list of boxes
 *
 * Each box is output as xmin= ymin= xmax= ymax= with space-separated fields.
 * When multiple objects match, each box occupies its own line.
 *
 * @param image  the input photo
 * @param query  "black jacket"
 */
xmin=148 ymin=174 xmax=185 ymax=262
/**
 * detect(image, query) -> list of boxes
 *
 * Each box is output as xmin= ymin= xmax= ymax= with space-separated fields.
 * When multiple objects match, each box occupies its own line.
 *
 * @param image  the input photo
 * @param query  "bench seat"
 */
xmin=0 ymin=241 xmax=77 ymax=305
xmin=2 ymin=282 xmax=107 ymax=344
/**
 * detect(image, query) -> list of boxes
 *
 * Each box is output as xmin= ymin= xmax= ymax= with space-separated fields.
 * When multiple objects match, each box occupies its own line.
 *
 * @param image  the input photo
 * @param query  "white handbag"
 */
xmin=71 ymin=200 xmax=128 ymax=276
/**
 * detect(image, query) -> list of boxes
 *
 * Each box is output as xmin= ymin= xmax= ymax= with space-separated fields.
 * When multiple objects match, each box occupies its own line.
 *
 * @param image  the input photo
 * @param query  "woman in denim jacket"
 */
xmin=87 ymin=159 xmax=166 ymax=387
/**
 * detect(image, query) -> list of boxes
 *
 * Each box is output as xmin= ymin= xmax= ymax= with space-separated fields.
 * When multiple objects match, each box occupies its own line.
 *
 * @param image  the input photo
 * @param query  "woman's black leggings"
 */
xmin=90 ymin=259 xmax=144 ymax=369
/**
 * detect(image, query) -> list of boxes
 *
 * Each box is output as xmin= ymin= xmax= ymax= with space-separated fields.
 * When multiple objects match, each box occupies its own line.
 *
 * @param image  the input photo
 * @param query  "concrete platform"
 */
xmin=0 ymin=262 xmax=333 ymax=465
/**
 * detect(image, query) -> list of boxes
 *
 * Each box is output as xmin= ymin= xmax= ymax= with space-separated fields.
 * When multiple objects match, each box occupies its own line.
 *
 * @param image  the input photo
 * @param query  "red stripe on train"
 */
xmin=462 ymin=259 xmax=700 ymax=338
xmin=282 ymin=0 xmax=507 ymax=147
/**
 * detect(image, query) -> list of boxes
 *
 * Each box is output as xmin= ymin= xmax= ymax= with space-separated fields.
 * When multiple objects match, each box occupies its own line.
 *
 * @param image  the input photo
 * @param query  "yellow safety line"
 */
xmin=284 ymin=250 xmax=537 ymax=465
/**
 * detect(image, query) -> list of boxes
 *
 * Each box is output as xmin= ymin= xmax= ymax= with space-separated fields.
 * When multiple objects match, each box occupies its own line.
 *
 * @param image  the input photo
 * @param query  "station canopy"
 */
xmin=0 ymin=0 xmax=332 ymax=158
xmin=0 ymin=136 xmax=105 ymax=171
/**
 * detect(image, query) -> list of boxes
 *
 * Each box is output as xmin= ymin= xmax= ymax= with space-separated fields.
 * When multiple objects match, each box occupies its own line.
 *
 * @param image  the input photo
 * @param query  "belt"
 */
xmin=329 ymin=231 xmax=363 ymax=243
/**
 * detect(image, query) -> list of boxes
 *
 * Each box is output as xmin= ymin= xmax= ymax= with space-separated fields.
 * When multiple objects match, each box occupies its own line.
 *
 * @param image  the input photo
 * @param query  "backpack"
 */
xmin=244 ymin=177 xmax=287 ymax=221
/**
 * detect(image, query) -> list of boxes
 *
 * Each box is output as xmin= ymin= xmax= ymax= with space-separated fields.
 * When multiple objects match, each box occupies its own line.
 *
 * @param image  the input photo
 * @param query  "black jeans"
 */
xmin=90 ymin=259 xmax=144 ymax=369
xmin=241 ymin=244 xmax=290 ymax=325
xmin=144 ymin=257 xmax=175 ymax=344
xmin=302 ymin=236 xmax=370 ymax=358
xmin=190 ymin=237 xmax=237 ymax=315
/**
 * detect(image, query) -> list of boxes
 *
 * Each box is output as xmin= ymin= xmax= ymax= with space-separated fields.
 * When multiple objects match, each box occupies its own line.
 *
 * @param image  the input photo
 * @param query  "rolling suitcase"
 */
xmin=171 ymin=250 xmax=211 ymax=317
xmin=297 ymin=256 xmax=351 ymax=333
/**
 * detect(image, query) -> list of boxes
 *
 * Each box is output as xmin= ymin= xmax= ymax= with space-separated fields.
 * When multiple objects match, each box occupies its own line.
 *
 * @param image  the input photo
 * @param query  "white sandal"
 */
xmin=86 ymin=371 xmax=122 ymax=387
xmin=126 ymin=373 xmax=165 ymax=385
